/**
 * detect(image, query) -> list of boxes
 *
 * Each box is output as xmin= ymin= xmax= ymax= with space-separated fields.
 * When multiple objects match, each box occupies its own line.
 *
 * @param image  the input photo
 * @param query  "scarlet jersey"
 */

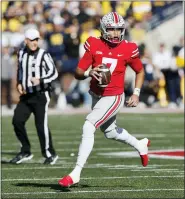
xmin=78 ymin=36 xmax=143 ymax=96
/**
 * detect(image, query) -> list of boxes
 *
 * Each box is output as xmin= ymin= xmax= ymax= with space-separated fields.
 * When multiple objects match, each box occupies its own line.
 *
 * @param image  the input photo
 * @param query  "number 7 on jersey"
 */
xmin=102 ymin=57 xmax=118 ymax=74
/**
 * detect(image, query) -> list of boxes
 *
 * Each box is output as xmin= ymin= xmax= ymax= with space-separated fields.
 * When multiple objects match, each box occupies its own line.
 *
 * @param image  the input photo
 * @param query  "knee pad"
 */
xmin=104 ymin=129 xmax=117 ymax=139
xmin=82 ymin=120 xmax=96 ymax=138
xmin=104 ymin=127 xmax=123 ymax=139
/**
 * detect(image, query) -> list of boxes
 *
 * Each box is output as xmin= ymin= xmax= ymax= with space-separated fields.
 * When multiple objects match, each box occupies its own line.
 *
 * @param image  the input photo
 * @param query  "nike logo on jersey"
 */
xmin=96 ymin=51 xmax=103 ymax=54
xmin=117 ymin=54 xmax=124 ymax=57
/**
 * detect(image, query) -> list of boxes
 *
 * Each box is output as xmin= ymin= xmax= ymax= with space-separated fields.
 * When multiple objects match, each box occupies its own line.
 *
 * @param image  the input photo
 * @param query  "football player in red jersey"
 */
xmin=59 ymin=12 xmax=151 ymax=187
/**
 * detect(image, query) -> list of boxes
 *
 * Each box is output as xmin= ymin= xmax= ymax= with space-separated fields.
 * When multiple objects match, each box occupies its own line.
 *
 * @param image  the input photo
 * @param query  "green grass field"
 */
xmin=1 ymin=113 xmax=184 ymax=199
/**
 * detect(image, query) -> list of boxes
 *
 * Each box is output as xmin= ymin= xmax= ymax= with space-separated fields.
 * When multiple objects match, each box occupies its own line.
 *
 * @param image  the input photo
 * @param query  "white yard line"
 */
xmin=2 ymin=175 xmax=184 ymax=182
xmin=2 ymin=130 xmax=184 ymax=136
xmin=2 ymin=188 xmax=184 ymax=195
xmin=131 ymin=169 xmax=182 ymax=172
xmin=2 ymin=166 xmax=74 ymax=170
xmin=1 ymin=138 xmax=182 ymax=147
xmin=108 ymin=168 xmax=182 ymax=171
xmin=1 ymin=148 xmax=132 ymax=152
xmin=2 ymin=163 xmax=184 ymax=170
xmin=4 ymin=133 xmax=184 ymax=138
xmin=2 ymin=147 xmax=185 ymax=153
xmin=2 ymin=166 xmax=184 ymax=171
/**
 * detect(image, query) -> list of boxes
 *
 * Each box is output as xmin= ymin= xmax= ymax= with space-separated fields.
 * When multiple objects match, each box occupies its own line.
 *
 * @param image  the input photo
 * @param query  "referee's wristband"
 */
xmin=133 ymin=88 xmax=140 ymax=96
xmin=84 ymin=70 xmax=90 ymax=77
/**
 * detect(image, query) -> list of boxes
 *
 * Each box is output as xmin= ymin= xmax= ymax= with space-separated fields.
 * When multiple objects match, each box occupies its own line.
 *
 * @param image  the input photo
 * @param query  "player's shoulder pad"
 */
xmin=84 ymin=36 xmax=99 ymax=52
xmin=128 ymin=41 xmax=139 ymax=58
xmin=123 ymin=40 xmax=139 ymax=58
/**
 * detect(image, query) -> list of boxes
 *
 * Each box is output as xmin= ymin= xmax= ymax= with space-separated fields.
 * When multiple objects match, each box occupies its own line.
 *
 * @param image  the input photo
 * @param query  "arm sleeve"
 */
xmin=77 ymin=37 xmax=93 ymax=71
xmin=128 ymin=57 xmax=143 ymax=73
xmin=40 ymin=53 xmax=58 ymax=84
xmin=127 ymin=43 xmax=143 ymax=73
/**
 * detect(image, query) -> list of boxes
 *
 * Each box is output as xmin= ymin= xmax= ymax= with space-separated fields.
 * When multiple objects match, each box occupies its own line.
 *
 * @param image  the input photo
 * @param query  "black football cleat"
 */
xmin=44 ymin=155 xmax=58 ymax=165
xmin=10 ymin=152 xmax=33 ymax=164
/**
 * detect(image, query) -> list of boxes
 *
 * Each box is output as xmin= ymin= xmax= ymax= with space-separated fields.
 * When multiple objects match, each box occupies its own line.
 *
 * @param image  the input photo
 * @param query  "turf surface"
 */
xmin=1 ymin=113 xmax=184 ymax=198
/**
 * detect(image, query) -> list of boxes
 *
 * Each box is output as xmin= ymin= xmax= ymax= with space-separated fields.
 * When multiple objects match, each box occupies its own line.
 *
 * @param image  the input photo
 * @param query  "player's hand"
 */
xmin=17 ymin=84 xmax=26 ymax=95
xmin=89 ymin=68 xmax=102 ymax=81
xmin=126 ymin=95 xmax=139 ymax=107
xmin=31 ymin=77 xmax=40 ymax=86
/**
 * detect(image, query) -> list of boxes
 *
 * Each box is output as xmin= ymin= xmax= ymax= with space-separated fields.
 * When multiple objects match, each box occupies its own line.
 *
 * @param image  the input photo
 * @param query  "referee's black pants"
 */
xmin=12 ymin=91 xmax=56 ymax=158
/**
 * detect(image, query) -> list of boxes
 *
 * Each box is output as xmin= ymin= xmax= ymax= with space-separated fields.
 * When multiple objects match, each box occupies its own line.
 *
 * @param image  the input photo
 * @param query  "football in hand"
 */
xmin=97 ymin=63 xmax=111 ymax=88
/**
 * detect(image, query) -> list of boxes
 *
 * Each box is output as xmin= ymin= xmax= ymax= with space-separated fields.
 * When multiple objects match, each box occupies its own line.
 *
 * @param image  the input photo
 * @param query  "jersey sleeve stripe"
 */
xmin=132 ymin=48 xmax=139 ymax=53
xmin=131 ymin=52 xmax=139 ymax=58
xmin=84 ymin=43 xmax=90 ymax=51
xmin=85 ymin=41 xmax=90 ymax=47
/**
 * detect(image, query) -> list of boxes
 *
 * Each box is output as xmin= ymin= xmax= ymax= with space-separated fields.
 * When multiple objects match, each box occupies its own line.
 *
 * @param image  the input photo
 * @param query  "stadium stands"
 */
xmin=1 ymin=1 xmax=184 ymax=109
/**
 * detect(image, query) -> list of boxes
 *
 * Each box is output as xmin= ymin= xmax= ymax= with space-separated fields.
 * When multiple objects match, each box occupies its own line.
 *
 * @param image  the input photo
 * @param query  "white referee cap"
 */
xmin=25 ymin=28 xmax=40 ymax=40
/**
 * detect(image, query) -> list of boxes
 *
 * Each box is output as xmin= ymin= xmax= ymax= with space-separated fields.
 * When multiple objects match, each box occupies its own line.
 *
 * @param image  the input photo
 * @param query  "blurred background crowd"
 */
xmin=1 ymin=1 xmax=184 ymax=111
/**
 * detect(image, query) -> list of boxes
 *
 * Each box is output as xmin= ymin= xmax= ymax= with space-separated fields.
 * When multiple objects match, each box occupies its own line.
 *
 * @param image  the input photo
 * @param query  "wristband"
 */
xmin=84 ymin=70 xmax=90 ymax=77
xmin=133 ymin=88 xmax=140 ymax=96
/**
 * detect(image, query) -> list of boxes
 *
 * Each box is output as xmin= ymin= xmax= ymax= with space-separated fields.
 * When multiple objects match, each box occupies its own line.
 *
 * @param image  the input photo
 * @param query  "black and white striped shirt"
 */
xmin=17 ymin=47 xmax=58 ymax=93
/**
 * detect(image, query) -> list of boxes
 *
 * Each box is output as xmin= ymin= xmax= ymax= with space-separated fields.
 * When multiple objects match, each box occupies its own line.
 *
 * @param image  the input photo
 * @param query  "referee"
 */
xmin=10 ymin=28 xmax=58 ymax=165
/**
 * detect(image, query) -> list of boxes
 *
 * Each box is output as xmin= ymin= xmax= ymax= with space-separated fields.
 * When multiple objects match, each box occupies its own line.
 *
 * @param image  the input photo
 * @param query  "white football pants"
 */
xmin=87 ymin=92 xmax=124 ymax=128
xmin=71 ymin=92 xmax=138 ymax=180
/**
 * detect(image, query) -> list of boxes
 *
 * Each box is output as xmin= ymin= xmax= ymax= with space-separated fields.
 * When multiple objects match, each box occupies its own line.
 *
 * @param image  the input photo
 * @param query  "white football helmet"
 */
xmin=100 ymin=12 xmax=125 ymax=44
